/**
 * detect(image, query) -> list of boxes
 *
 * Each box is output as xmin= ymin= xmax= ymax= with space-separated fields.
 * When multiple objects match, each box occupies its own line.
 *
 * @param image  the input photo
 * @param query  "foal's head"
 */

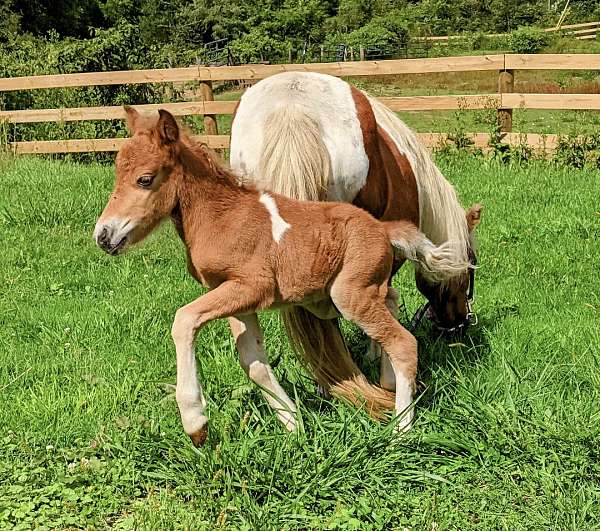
xmin=415 ymin=204 xmax=483 ymax=335
xmin=94 ymin=107 xmax=184 ymax=255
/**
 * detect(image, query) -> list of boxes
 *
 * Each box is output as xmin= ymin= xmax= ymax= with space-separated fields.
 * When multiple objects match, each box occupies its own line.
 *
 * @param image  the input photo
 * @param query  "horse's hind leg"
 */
xmin=229 ymin=314 xmax=297 ymax=431
xmin=331 ymin=282 xmax=417 ymax=432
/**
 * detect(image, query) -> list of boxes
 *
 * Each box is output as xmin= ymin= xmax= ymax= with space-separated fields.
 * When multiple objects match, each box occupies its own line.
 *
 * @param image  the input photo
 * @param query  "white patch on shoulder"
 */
xmin=259 ymin=193 xmax=290 ymax=243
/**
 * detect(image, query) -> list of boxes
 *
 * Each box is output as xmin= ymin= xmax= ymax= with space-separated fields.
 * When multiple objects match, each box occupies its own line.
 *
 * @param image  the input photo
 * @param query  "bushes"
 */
xmin=229 ymin=28 xmax=286 ymax=64
xmin=328 ymin=16 xmax=409 ymax=55
xmin=0 ymin=25 xmax=178 ymax=161
xmin=508 ymin=26 xmax=549 ymax=53
xmin=554 ymin=134 xmax=600 ymax=169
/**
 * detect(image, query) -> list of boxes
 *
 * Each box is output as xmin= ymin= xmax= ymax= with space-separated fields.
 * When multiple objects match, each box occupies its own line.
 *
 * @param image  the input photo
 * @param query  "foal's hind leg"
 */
xmin=229 ymin=314 xmax=297 ymax=431
xmin=365 ymin=287 xmax=400 ymax=391
xmin=331 ymin=283 xmax=417 ymax=432
xmin=379 ymin=288 xmax=399 ymax=392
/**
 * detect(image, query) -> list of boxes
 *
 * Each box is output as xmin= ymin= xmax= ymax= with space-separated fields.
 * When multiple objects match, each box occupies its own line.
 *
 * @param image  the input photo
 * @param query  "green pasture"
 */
xmin=0 ymin=154 xmax=598 ymax=529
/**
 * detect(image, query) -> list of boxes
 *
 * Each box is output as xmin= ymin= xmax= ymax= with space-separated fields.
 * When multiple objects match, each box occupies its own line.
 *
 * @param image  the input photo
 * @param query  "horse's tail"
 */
xmin=384 ymin=220 xmax=469 ymax=282
xmin=258 ymin=105 xmax=395 ymax=419
xmin=258 ymin=104 xmax=330 ymax=201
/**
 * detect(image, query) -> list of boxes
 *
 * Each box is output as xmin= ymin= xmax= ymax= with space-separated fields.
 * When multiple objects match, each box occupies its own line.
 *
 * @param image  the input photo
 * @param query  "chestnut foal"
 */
xmin=94 ymin=108 xmax=465 ymax=446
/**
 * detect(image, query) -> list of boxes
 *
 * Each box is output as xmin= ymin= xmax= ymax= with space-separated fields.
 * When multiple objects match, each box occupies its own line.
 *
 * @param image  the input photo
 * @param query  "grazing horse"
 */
xmin=93 ymin=107 xmax=465 ymax=445
xmin=230 ymin=71 xmax=482 ymax=395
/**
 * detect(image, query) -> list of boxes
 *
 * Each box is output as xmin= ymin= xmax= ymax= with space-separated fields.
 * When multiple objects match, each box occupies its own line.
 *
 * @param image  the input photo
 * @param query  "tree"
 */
xmin=13 ymin=0 xmax=105 ymax=37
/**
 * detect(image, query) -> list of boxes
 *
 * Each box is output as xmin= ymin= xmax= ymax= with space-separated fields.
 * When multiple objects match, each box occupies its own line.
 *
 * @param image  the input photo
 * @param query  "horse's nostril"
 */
xmin=97 ymin=226 xmax=110 ymax=247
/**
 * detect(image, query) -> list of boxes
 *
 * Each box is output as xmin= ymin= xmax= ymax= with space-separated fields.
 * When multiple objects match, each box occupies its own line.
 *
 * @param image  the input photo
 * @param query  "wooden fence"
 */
xmin=418 ymin=21 xmax=600 ymax=43
xmin=2 ymin=53 xmax=600 ymax=155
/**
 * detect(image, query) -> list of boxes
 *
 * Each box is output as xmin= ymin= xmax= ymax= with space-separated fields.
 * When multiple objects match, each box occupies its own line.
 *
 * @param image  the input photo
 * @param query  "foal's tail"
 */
xmin=258 ymin=105 xmax=395 ymax=419
xmin=385 ymin=220 xmax=469 ymax=282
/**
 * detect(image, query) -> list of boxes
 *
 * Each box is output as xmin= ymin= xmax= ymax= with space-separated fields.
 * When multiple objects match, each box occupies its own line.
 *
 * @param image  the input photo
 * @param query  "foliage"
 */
xmin=229 ymin=27 xmax=287 ymax=63
xmin=508 ymin=26 xmax=550 ymax=53
xmin=1 ymin=0 xmax=595 ymax=63
xmin=0 ymin=25 xmax=175 ymax=160
xmin=345 ymin=16 xmax=409 ymax=48
xmin=404 ymin=0 xmax=553 ymax=36
xmin=12 ymin=0 xmax=105 ymax=37
xmin=554 ymin=133 xmax=600 ymax=169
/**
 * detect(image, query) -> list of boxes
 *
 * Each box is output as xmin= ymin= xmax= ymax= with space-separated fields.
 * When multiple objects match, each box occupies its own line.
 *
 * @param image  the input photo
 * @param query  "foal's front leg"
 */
xmin=171 ymin=281 xmax=260 ymax=447
xmin=229 ymin=315 xmax=297 ymax=431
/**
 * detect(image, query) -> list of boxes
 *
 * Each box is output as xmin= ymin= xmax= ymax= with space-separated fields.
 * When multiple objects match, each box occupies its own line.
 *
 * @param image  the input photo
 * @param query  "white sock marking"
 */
xmin=231 ymin=315 xmax=297 ymax=431
xmin=259 ymin=193 xmax=291 ymax=243
xmin=394 ymin=373 xmax=414 ymax=433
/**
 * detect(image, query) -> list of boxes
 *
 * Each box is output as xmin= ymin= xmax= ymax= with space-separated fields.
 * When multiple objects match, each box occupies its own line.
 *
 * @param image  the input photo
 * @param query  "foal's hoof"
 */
xmin=394 ymin=411 xmax=414 ymax=435
xmin=188 ymin=425 xmax=208 ymax=447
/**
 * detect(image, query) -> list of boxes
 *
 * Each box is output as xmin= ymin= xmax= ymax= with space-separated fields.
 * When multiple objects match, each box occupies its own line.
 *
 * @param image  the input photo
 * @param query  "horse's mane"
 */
xmin=178 ymin=127 xmax=242 ymax=189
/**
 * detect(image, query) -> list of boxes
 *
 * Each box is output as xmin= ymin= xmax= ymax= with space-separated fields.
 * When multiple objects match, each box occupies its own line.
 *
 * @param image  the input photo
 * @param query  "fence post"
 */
xmin=199 ymin=79 xmax=218 ymax=137
xmin=320 ymin=45 xmax=324 ymax=62
xmin=498 ymin=69 xmax=514 ymax=132
xmin=359 ymin=46 xmax=365 ymax=61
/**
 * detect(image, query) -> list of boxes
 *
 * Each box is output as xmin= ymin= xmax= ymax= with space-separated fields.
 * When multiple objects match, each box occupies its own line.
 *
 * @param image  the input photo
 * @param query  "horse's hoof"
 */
xmin=316 ymin=384 xmax=331 ymax=398
xmin=188 ymin=425 xmax=208 ymax=447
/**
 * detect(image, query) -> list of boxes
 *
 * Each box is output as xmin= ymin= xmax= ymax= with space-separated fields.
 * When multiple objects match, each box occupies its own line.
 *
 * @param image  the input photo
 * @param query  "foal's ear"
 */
xmin=157 ymin=109 xmax=180 ymax=144
xmin=123 ymin=105 xmax=140 ymax=134
xmin=466 ymin=203 xmax=483 ymax=232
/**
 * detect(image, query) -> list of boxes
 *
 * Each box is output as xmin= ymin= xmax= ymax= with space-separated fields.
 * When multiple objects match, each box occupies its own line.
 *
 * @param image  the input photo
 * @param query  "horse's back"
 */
xmin=230 ymin=72 xmax=370 ymax=202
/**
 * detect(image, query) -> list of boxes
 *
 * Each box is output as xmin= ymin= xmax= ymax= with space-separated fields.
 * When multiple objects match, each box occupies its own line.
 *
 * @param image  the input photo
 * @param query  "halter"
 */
xmin=409 ymin=266 xmax=476 ymax=335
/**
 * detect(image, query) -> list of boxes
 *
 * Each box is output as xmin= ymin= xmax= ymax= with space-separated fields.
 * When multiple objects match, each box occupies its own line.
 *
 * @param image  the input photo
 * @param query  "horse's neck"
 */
xmin=174 ymin=148 xmax=246 ymax=242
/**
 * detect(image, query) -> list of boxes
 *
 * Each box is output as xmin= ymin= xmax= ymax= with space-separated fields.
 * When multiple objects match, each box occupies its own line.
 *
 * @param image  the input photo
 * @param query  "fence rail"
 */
xmin=10 ymin=133 xmax=564 ymax=155
xmin=417 ymin=21 xmax=600 ymax=43
xmin=2 ymin=53 xmax=600 ymax=155
xmin=3 ymin=53 xmax=600 ymax=92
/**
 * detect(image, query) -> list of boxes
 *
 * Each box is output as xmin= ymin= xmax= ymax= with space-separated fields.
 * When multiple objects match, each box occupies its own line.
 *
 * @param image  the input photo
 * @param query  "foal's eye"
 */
xmin=137 ymin=174 xmax=155 ymax=188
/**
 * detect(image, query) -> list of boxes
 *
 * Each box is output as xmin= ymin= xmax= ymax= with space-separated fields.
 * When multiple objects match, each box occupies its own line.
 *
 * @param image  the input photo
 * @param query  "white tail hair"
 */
xmin=367 ymin=96 xmax=471 ymax=270
xmin=384 ymin=221 xmax=469 ymax=282
xmin=258 ymin=105 xmax=331 ymax=201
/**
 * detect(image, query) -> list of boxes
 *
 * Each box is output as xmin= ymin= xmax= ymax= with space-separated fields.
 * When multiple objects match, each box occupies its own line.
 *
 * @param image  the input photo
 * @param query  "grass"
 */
xmin=0 ymin=153 xmax=599 ymax=529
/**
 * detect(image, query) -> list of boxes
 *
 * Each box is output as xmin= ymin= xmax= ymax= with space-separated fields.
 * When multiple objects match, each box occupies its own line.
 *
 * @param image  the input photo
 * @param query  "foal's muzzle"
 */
xmin=93 ymin=219 xmax=132 ymax=256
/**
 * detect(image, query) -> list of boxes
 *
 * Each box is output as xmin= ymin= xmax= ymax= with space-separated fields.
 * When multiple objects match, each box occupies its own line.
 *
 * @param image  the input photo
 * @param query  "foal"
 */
xmin=94 ymin=108 xmax=465 ymax=446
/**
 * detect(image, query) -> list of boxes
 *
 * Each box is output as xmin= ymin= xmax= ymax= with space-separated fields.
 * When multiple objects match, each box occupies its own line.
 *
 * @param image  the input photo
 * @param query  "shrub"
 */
xmin=333 ymin=16 xmax=409 ymax=51
xmin=554 ymin=133 xmax=600 ymax=169
xmin=229 ymin=28 xmax=287 ymax=64
xmin=508 ymin=26 xmax=549 ymax=53
xmin=468 ymin=31 xmax=486 ymax=51
xmin=0 ymin=25 xmax=176 ymax=161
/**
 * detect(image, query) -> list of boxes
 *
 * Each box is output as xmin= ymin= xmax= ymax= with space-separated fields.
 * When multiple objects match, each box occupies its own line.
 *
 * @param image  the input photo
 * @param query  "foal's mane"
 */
xmin=178 ymin=128 xmax=241 ymax=188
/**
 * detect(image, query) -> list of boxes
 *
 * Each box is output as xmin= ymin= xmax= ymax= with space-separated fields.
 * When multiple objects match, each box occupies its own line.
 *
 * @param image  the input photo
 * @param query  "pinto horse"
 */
xmin=94 ymin=108 xmax=465 ymax=445
xmin=230 ymin=71 xmax=482 ymax=396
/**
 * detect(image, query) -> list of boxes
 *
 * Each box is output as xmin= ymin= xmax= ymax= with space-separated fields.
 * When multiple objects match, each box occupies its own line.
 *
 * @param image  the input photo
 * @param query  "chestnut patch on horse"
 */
xmin=349 ymin=86 xmax=419 ymax=225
